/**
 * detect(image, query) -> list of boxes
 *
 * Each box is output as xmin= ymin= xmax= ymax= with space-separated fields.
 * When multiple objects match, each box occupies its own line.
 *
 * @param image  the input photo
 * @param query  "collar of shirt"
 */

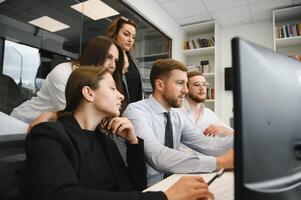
xmin=182 ymin=98 xmax=205 ymax=125
xmin=148 ymin=95 xmax=170 ymax=114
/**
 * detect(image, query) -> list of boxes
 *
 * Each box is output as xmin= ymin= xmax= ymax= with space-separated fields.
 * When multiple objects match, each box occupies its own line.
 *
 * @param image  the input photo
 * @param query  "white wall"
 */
xmin=219 ymin=21 xmax=274 ymax=124
xmin=123 ymin=0 xmax=181 ymax=59
xmin=123 ymin=1 xmax=274 ymax=125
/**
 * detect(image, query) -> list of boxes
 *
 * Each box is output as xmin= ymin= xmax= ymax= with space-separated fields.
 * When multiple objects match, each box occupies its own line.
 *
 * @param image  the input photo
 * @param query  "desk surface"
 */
xmin=144 ymin=172 xmax=234 ymax=200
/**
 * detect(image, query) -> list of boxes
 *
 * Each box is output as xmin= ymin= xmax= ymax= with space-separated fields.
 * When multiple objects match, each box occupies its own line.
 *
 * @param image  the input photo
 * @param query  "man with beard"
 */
xmin=182 ymin=71 xmax=234 ymax=137
xmin=123 ymin=59 xmax=233 ymax=186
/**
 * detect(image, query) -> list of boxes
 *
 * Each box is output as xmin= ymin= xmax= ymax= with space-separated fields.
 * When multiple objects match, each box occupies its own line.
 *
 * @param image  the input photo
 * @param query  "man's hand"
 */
xmin=203 ymin=125 xmax=234 ymax=136
xmin=216 ymin=149 xmax=234 ymax=170
xmin=27 ymin=112 xmax=57 ymax=133
xmin=105 ymin=117 xmax=138 ymax=144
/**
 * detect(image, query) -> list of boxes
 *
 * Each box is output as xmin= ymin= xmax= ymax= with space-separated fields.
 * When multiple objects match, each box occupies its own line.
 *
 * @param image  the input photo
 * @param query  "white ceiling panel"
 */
xmin=156 ymin=0 xmax=171 ymax=3
xmin=250 ymin=0 xmax=294 ymax=21
xmin=177 ymin=13 xmax=212 ymax=25
xmin=156 ymin=0 xmax=171 ymax=2
xmin=161 ymin=0 xmax=207 ymax=19
xmin=157 ymin=0 xmax=298 ymax=27
xmin=294 ymin=0 xmax=301 ymax=4
xmin=202 ymin=0 xmax=248 ymax=12
xmin=211 ymin=6 xmax=251 ymax=26
xmin=248 ymin=0 xmax=271 ymax=4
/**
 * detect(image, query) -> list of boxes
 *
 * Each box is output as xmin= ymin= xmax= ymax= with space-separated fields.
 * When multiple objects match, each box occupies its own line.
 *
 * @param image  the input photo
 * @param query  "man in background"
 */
xmin=181 ymin=71 xmax=234 ymax=137
xmin=123 ymin=59 xmax=233 ymax=186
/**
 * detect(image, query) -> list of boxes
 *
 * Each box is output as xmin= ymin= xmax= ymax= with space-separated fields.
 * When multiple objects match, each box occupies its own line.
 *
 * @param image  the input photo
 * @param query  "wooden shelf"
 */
xmin=275 ymin=36 xmax=301 ymax=49
xmin=181 ymin=47 xmax=214 ymax=56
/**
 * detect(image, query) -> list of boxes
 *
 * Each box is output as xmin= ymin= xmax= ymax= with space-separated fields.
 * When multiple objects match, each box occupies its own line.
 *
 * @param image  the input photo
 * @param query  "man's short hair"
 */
xmin=150 ymin=58 xmax=187 ymax=90
xmin=187 ymin=71 xmax=203 ymax=79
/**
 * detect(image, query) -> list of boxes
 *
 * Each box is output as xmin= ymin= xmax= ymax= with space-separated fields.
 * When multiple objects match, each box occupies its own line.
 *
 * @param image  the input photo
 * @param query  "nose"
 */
xmin=128 ymin=36 xmax=133 ymax=43
xmin=118 ymin=90 xmax=124 ymax=101
xmin=182 ymin=84 xmax=188 ymax=94
xmin=199 ymin=84 xmax=205 ymax=91
xmin=109 ymin=60 xmax=116 ymax=71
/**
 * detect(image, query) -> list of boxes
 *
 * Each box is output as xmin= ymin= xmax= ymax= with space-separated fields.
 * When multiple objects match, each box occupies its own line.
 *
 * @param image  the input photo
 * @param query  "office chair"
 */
xmin=0 ymin=134 xmax=26 ymax=200
xmin=0 ymin=74 xmax=23 ymax=115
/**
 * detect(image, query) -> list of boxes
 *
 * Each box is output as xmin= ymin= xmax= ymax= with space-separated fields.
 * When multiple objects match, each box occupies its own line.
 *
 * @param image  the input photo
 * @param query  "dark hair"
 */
xmin=106 ymin=16 xmax=137 ymax=50
xmin=57 ymin=67 xmax=109 ymax=119
xmin=73 ymin=36 xmax=114 ymax=67
xmin=150 ymin=58 xmax=187 ymax=90
xmin=112 ymin=44 xmax=124 ymax=95
xmin=187 ymin=71 xmax=203 ymax=79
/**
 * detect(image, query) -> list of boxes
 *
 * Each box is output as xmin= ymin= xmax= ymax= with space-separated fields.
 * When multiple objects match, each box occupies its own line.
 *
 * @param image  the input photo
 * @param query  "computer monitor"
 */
xmin=232 ymin=37 xmax=301 ymax=200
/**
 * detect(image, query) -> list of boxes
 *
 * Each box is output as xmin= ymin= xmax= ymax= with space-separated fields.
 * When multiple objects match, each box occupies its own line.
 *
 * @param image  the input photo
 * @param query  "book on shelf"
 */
xmin=184 ymin=34 xmax=215 ymax=49
xmin=277 ymin=23 xmax=301 ymax=38
xmin=206 ymin=88 xmax=215 ymax=100
xmin=211 ymin=88 xmax=215 ymax=100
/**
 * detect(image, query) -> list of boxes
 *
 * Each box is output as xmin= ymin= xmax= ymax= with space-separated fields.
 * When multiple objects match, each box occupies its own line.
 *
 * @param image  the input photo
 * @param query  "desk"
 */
xmin=144 ymin=172 xmax=234 ymax=200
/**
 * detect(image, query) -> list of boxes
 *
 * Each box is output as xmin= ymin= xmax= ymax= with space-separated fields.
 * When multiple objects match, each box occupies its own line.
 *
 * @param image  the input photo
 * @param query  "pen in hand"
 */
xmin=207 ymin=168 xmax=225 ymax=185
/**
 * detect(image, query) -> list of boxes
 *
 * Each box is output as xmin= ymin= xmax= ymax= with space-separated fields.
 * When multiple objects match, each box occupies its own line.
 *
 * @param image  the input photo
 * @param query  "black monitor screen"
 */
xmin=225 ymin=67 xmax=233 ymax=91
xmin=232 ymin=38 xmax=301 ymax=200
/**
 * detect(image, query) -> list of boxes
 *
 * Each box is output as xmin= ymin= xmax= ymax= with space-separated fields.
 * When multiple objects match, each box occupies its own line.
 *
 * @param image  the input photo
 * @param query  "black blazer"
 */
xmin=125 ymin=52 xmax=143 ymax=102
xmin=25 ymin=116 xmax=166 ymax=200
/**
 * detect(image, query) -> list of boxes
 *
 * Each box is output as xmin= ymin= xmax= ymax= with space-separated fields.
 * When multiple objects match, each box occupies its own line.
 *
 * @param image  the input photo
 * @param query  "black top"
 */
xmin=80 ymin=129 xmax=116 ymax=190
xmin=25 ymin=115 xmax=167 ymax=200
xmin=125 ymin=53 xmax=143 ymax=103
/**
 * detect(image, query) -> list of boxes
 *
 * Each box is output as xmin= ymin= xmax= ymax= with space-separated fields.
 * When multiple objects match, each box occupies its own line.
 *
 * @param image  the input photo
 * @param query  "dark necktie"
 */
xmin=163 ymin=112 xmax=173 ymax=148
xmin=163 ymin=112 xmax=173 ymax=179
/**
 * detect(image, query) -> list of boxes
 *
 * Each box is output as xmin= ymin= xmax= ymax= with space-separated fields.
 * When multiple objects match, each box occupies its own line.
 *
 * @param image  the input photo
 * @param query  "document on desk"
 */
xmin=144 ymin=172 xmax=234 ymax=200
xmin=0 ymin=111 xmax=28 ymax=135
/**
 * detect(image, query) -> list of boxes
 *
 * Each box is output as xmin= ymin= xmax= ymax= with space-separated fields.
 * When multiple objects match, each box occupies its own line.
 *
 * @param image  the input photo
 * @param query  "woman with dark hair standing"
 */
xmin=25 ymin=67 xmax=214 ymax=200
xmin=11 ymin=36 xmax=122 ymax=124
xmin=107 ymin=16 xmax=143 ymax=106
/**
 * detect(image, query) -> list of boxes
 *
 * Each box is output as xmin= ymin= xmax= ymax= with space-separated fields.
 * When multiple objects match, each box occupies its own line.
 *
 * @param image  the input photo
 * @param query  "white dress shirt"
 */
xmin=181 ymin=98 xmax=233 ymax=134
xmin=123 ymin=96 xmax=233 ymax=186
xmin=11 ymin=62 xmax=72 ymax=123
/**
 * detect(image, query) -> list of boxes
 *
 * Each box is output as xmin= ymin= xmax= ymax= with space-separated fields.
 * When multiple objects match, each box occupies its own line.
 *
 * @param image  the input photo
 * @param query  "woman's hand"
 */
xmin=164 ymin=176 xmax=214 ymax=200
xmin=27 ymin=112 xmax=57 ymax=133
xmin=105 ymin=117 xmax=138 ymax=144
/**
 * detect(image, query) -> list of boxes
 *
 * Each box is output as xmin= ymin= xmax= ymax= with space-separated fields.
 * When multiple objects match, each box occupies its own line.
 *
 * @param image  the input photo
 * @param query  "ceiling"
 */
xmin=156 ymin=0 xmax=301 ymax=27
xmin=0 ymin=0 xmax=164 ymax=56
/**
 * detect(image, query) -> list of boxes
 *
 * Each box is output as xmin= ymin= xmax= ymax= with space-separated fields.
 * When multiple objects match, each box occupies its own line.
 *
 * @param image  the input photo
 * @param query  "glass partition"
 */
xmin=0 ymin=0 xmax=171 ymax=118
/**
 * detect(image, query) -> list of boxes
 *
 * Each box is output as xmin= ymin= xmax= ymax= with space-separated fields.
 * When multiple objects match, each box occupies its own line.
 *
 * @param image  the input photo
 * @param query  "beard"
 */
xmin=162 ymin=93 xmax=183 ymax=108
xmin=188 ymin=92 xmax=206 ymax=103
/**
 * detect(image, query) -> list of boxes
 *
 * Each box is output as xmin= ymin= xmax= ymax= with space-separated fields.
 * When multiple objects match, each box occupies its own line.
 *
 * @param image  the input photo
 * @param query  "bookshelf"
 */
xmin=180 ymin=21 xmax=221 ymax=114
xmin=273 ymin=6 xmax=301 ymax=61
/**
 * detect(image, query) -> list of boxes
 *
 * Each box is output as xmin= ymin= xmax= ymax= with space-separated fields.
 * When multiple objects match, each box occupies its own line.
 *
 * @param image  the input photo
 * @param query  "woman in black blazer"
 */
xmin=107 ymin=16 xmax=143 ymax=106
xmin=25 ymin=67 xmax=214 ymax=200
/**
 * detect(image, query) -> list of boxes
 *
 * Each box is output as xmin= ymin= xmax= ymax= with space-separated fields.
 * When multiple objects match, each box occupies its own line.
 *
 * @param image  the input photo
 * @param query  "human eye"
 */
xmin=123 ymin=31 xmax=130 ymax=36
xmin=177 ymin=81 xmax=185 ymax=85
xmin=107 ymin=54 xmax=113 ymax=60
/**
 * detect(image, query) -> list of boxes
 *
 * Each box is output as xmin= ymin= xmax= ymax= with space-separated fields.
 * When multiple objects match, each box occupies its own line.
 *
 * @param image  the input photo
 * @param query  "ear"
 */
xmin=82 ymin=86 xmax=95 ymax=102
xmin=154 ymin=79 xmax=165 ymax=92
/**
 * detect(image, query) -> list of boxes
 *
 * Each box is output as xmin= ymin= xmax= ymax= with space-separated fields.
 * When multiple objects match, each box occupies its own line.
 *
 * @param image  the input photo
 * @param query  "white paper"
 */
xmin=0 ymin=111 xmax=28 ymax=135
xmin=144 ymin=172 xmax=234 ymax=200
